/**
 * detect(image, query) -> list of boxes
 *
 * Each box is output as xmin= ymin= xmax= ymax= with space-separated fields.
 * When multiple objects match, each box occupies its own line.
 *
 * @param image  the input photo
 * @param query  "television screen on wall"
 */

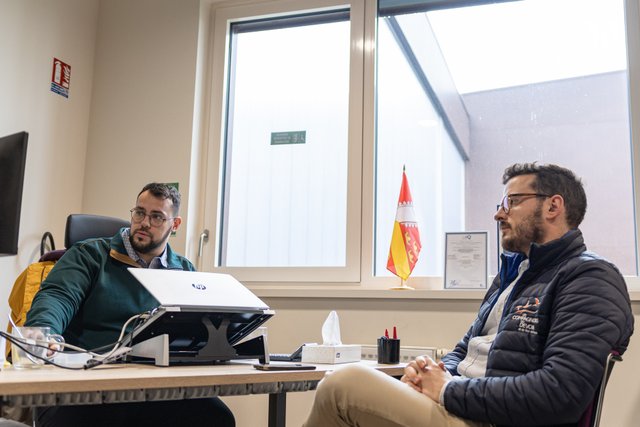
xmin=0 ymin=131 xmax=29 ymax=255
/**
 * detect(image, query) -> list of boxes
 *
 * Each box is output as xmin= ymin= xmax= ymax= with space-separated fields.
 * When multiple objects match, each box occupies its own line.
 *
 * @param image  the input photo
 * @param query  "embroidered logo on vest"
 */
xmin=512 ymin=297 xmax=541 ymax=335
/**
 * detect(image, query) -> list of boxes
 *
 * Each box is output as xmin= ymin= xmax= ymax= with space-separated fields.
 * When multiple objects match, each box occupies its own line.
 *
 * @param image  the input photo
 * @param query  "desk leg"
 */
xmin=268 ymin=392 xmax=286 ymax=427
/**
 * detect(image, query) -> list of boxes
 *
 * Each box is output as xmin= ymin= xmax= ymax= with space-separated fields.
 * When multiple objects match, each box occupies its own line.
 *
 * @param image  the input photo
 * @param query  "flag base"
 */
xmin=390 ymin=285 xmax=414 ymax=290
xmin=390 ymin=279 xmax=414 ymax=290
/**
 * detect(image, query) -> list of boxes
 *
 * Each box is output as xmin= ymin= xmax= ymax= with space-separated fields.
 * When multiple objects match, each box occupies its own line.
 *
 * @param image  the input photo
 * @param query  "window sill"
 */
xmin=247 ymin=284 xmax=488 ymax=300
xmin=248 ymin=276 xmax=640 ymax=302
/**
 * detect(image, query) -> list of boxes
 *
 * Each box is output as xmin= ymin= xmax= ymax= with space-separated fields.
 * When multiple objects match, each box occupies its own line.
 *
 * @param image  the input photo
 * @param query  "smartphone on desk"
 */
xmin=253 ymin=362 xmax=316 ymax=371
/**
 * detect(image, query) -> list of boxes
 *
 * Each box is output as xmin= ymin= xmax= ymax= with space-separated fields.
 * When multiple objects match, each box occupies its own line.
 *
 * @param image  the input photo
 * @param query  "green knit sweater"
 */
xmin=25 ymin=229 xmax=194 ymax=350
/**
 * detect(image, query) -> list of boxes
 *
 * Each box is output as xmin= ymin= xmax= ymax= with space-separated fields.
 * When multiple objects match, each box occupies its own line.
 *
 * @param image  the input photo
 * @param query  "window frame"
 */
xmin=628 ymin=0 xmax=640 ymax=284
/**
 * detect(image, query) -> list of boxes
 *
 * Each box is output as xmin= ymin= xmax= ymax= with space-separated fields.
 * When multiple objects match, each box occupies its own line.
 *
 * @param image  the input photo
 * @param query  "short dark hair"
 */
xmin=137 ymin=183 xmax=181 ymax=215
xmin=502 ymin=163 xmax=587 ymax=228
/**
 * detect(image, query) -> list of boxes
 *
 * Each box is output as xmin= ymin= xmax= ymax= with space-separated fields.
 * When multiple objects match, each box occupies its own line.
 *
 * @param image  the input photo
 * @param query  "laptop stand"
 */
xmin=125 ymin=308 xmax=272 ymax=366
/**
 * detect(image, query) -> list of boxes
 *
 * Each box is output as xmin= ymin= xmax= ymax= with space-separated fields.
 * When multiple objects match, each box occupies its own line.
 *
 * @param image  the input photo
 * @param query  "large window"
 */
xmin=203 ymin=0 xmax=365 ymax=282
xmin=376 ymin=0 xmax=635 ymax=276
xmin=203 ymin=0 xmax=639 ymax=286
xmin=221 ymin=12 xmax=351 ymax=268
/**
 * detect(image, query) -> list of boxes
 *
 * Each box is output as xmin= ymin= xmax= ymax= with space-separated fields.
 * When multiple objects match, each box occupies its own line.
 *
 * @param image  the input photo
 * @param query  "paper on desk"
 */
xmin=53 ymin=346 xmax=132 ymax=368
xmin=322 ymin=310 xmax=342 ymax=346
xmin=53 ymin=352 xmax=92 ymax=368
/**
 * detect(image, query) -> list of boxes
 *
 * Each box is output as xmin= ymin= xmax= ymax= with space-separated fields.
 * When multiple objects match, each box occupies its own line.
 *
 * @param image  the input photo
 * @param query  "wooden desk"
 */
xmin=0 ymin=361 xmax=404 ymax=427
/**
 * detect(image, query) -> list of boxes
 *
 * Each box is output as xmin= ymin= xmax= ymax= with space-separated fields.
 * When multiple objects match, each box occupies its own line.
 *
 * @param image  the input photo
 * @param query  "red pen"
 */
xmin=393 ymin=326 xmax=397 ymax=339
xmin=384 ymin=328 xmax=389 ymax=338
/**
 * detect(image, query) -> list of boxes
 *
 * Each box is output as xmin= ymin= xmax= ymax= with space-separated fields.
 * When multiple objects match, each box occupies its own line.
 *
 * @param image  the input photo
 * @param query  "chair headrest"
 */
xmin=65 ymin=214 xmax=130 ymax=248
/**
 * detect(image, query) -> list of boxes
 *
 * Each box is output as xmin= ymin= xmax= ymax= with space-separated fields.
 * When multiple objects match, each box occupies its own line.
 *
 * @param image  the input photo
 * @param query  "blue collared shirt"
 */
xmin=121 ymin=228 xmax=168 ymax=269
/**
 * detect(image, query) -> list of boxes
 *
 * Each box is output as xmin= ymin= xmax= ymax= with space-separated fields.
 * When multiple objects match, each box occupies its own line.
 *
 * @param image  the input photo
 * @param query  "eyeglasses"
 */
xmin=130 ymin=208 xmax=174 ymax=227
xmin=499 ymin=193 xmax=550 ymax=214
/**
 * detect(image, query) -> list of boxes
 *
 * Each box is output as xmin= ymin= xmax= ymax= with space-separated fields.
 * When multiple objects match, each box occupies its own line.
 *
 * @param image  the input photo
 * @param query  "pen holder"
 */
xmin=377 ymin=338 xmax=400 ymax=364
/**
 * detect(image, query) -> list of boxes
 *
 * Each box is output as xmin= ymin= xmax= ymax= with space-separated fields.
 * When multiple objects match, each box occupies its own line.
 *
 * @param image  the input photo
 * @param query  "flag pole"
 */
xmin=390 ymin=277 xmax=414 ymax=291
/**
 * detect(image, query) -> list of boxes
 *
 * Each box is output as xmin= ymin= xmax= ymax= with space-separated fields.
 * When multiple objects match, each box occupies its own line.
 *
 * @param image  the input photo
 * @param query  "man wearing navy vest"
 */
xmin=304 ymin=163 xmax=633 ymax=427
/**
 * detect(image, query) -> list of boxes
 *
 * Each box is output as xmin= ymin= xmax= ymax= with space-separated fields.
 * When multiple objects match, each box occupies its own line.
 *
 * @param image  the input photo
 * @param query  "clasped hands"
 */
xmin=401 ymin=355 xmax=452 ymax=403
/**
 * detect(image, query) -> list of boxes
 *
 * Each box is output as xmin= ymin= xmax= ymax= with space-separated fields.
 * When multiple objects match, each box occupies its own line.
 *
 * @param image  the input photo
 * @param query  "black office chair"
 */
xmin=64 ymin=213 xmax=130 ymax=248
xmin=578 ymin=351 xmax=622 ymax=427
xmin=40 ymin=214 xmax=130 ymax=262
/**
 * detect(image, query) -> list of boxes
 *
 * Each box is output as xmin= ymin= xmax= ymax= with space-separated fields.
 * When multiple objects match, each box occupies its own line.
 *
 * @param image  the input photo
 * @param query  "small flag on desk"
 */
xmin=387 ymin=166 xmax=421 ymax=281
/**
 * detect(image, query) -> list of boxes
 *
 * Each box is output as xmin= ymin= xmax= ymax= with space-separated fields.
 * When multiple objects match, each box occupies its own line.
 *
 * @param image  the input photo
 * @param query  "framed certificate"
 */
xmin=444 ymin=231 xmax=488 ymax=289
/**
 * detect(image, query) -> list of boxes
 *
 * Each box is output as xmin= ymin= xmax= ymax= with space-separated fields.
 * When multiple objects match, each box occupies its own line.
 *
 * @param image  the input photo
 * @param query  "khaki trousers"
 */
xmin=303 ymin=364 xmax=491 ymax=427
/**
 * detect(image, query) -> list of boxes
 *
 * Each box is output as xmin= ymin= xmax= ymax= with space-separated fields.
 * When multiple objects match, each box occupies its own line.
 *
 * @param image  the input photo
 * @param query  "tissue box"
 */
xmin=301 ymin=344 xmax=361 ymax=364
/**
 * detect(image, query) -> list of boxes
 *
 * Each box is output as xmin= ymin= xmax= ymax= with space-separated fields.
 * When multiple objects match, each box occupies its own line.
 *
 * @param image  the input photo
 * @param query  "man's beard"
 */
xmin=130 ymin=226 xmax=173 ymax=254
xmin=501 ymin=205 xmax=544 ymax=254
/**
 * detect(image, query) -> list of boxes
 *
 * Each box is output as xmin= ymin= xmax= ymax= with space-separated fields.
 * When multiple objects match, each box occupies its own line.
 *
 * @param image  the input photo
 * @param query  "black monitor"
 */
xmin=0 ymin=131 xmax=28 ymax=255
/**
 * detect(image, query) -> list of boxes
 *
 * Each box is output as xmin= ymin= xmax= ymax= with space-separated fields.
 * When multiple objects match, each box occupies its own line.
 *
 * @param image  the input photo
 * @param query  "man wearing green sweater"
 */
xmin=26 ymin=183 xmax=235 ymax=427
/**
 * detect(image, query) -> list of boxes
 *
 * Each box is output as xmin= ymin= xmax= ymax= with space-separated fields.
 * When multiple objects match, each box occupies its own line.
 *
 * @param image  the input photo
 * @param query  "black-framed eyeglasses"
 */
xmin=130 ymin=208 xmax=174 ymax=227
xmin=499 ymin=193 xmax=551 ymax=214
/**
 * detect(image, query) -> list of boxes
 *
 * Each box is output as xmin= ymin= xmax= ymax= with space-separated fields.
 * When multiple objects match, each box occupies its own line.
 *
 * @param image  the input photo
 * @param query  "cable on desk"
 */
xmin=1 ymin=310 xmax=152 ymax=370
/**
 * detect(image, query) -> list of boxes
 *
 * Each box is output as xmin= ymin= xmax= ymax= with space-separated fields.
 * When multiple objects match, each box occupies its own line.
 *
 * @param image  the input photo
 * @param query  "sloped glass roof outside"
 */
xmin=379 ymin=0 xmax=627 ymax=94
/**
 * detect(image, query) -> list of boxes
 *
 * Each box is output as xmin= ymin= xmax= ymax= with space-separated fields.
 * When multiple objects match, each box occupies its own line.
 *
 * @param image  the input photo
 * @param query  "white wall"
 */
xmin=82 ymin=0 xmax=201 ymax=253
xmin=0 ymin=0 xmax=99 ymax=328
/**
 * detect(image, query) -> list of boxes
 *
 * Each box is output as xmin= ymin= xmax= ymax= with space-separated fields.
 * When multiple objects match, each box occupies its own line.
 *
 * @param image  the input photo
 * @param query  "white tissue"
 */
xmin=321 ymin=310 xmax=342 ymax=346
xmin=302 ymin=310 xmax=360 ymax=363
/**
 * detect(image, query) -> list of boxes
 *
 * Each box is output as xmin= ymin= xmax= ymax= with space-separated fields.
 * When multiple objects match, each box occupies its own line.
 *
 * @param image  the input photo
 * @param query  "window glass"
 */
xmin=220 ymin=13 xmax=351 ymax=268
xmin=376 ymin=0 xmax=635 ymax=276
xmin=375 ymin=16 xmax=465 ymax=277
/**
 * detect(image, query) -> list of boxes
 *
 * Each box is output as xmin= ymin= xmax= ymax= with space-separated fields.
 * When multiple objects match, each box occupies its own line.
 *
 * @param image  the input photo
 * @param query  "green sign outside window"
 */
xmin=271 ymin=131 xmax=306 ymax=145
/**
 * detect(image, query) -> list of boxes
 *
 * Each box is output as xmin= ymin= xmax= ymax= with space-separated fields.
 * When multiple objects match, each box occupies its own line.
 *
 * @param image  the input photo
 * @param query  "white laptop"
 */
xmin=125 ymin=269 xmax=273 ymax=364
xmin=128 ymin=268 xmax=270 ymax=312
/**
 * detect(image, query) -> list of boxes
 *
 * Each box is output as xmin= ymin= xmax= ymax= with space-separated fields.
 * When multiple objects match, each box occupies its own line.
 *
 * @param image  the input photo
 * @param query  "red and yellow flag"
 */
xmin=387 ymin=167 xmax=421 ymax=280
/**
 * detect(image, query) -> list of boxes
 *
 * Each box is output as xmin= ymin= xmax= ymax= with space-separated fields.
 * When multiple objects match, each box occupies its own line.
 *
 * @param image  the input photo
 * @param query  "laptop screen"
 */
xmin=128 ymin=268 xmax=269 ymax=311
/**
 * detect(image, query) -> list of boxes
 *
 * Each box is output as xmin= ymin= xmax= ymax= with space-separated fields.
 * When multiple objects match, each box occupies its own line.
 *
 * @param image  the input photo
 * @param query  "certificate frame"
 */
xmin=444 ymin=231 xmax=488 ymax=289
